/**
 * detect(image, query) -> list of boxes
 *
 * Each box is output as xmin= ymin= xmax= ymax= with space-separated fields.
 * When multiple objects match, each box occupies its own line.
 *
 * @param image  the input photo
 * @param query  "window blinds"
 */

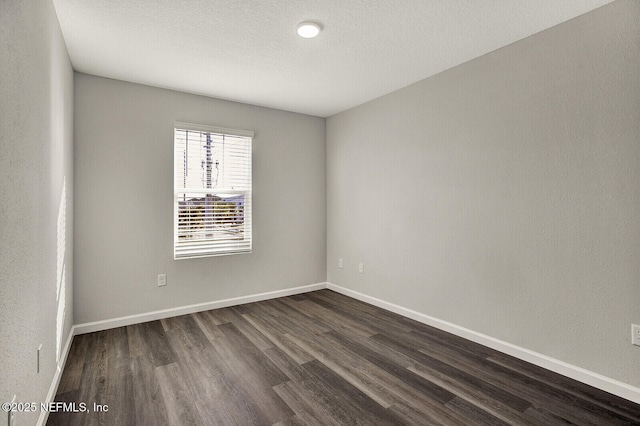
xmin=174 ymin=123 xmax=253 ymax=259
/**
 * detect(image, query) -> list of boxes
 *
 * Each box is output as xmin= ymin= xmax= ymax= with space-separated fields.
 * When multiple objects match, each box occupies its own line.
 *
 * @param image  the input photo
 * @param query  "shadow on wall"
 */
xmin=56 ymin=177 xmax=66 ymax=363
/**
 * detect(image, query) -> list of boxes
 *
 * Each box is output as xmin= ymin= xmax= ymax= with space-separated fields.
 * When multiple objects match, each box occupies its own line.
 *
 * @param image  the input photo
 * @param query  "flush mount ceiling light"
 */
xmin=297 ymin=21 xmax=322 ymax=38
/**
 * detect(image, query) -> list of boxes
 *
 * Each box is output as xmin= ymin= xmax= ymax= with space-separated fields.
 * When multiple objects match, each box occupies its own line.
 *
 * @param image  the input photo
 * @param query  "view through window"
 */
xmin=174 ymin=123 xmax=252 ymax=259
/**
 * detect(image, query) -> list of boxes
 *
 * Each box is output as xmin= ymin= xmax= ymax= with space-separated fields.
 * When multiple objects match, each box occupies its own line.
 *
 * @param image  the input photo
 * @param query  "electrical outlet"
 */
xmin=632 ymin=324 xmax=640 ymax=346
xmin=8 ymin=394 xmax=16 ymax=426
xmin=338 ymin=258 xmax=343 ymax=269
xmin=37 ymin=344 xmax=42 ymax=373
xmin=358 ymin=263 xmax=364 ymax=274
xmin=158 ymin=274 xmax=167 ymax=287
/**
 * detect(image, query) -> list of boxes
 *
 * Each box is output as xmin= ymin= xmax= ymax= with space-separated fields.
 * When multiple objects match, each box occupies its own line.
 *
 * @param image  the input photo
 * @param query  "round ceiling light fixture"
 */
xmin=297 ymin=21 xmax=322 ymax=38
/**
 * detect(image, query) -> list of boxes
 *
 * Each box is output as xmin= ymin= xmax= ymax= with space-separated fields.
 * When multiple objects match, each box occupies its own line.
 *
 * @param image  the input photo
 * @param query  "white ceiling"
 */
xmin=52 ymin=0 xmax=614 ymax=118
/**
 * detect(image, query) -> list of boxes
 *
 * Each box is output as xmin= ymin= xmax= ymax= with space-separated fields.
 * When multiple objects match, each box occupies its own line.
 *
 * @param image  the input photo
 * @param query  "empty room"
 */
xmin=1 ymin=0 xmax=639 ymax=424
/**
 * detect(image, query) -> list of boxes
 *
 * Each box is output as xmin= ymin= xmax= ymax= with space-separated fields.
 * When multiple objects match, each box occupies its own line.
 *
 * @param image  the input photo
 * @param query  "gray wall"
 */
xmin=0 ymin=0 xmax=75 ymax=424
xmin=327 ymin=0 xmax=640 ymax=388
xmin=74 ymin=74 xmax=326 ymax=324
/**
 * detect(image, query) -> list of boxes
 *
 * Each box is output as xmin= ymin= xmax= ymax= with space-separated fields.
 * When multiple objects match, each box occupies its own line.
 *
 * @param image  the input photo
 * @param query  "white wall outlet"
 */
xmin=158 ymin=274 xmax=167 ymax=287
xmin=632 ymin=324 xmax=640 ymax=346
xmin=338 ymin=258 xmax=343 ymax=269
xmin=358 ymin=263 xmax=364 ymax=274
xmin=37 ymin=344 xmax=42 ymax=373
xmin=8 ymin=394 xmax=16 ymax=426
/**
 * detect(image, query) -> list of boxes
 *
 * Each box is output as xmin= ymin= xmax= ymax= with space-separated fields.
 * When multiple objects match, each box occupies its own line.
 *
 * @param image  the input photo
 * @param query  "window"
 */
xmin=174 ymin=122 xmax=253 ymax=259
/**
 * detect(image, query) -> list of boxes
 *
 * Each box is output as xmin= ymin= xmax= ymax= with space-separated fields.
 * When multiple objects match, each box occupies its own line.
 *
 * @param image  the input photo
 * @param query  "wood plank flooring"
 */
xmin=48 ymin=290 xmax=640 ymax=425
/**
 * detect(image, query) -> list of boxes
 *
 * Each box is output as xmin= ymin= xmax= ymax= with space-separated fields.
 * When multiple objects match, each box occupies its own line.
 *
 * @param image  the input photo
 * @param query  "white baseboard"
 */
xmin=74 ymin=282 xmax=328 ymax=335
xmin=38 ymin=325 xmax=76 ymax=426
xmin=43 ymin=280 xmax=640 ymax=415
xmin=326 ymin=282 xmax=640 ymax=405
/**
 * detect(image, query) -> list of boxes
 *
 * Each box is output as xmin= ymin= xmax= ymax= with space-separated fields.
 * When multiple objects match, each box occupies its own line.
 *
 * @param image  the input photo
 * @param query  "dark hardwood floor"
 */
xmin=48 ymin=290 xmax=640 ymax=425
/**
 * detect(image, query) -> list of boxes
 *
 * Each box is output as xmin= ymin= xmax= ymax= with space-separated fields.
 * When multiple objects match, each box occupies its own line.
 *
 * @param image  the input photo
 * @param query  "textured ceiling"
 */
xmin=52 ymin=0 xmax=614 ymax=117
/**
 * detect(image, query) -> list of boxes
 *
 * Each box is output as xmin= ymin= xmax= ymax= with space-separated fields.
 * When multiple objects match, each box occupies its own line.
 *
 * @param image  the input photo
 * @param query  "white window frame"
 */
xmin=173 ymin=122 xmax=253 ymax=259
